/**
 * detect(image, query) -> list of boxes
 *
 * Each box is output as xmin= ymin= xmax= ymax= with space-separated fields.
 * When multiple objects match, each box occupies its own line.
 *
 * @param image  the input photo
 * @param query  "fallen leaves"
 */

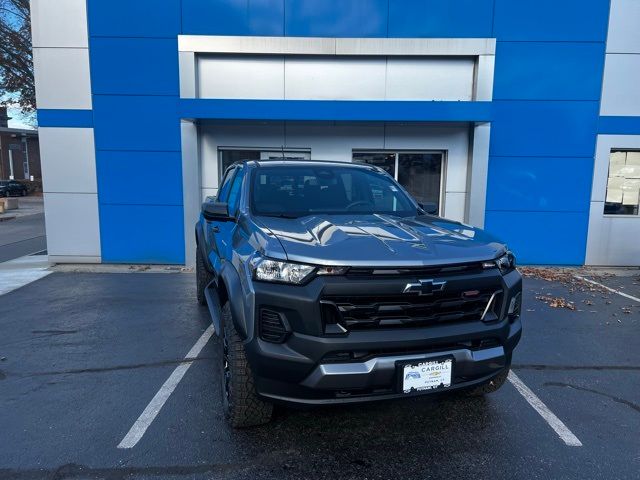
xmin=535 ymin=295 xmax=576 ymax=310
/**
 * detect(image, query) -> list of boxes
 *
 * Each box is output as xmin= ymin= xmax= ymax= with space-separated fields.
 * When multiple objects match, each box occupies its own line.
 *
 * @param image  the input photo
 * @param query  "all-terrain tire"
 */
xmin=465 ymin=367 xmax=510 ymax=397
xmin=220 ymin=302 xmax=273 ymax=428
xmin=196 ymin=246 xmax=213 ymax=306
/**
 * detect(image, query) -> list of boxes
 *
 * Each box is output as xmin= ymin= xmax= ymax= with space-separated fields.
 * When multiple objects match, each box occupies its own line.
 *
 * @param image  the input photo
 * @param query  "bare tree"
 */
xmin=0 ymin=0 xmax=34 ymax=113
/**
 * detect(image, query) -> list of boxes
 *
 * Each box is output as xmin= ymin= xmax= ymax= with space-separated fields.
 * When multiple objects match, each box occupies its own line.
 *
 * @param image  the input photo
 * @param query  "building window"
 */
xmin=353 ymin=151 xmax=444 ymax=215
xmin=218 ymin=148 xmax=311 ymax=181
xmin=604 ymin=150 xmax=640 ymax=216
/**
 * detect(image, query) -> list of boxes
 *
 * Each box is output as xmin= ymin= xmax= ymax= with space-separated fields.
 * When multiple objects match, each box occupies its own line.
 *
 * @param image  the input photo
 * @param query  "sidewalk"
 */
xmin=0 ymin=196 xmax=44 ymax=221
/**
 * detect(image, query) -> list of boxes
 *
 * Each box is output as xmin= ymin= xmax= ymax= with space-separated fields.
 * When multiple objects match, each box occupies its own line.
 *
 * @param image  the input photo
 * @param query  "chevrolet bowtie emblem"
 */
xmin=403 ymin=279 xmax=447 ymax=296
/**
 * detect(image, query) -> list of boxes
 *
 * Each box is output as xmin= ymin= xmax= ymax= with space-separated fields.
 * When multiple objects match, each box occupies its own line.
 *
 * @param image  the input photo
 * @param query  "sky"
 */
xmin=8 ymin=106 xmax=35 ymax=129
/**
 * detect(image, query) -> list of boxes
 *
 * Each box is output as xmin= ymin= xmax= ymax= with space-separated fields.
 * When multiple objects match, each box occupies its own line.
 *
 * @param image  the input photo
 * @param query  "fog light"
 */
xmin=508 ymin=293 xmax=522 ymax=319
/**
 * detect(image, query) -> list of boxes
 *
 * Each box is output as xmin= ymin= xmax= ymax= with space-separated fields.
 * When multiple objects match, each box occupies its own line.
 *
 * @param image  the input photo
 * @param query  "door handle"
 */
xmin=211 ymin=226 xmax=220 ymax=233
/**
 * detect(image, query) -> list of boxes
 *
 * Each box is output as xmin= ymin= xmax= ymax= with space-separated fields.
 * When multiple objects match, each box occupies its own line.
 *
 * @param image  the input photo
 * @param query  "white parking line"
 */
xmin=574 ymin=275 xmax=640 ymax=303
xmin=508 ymin=371 xmax=582 ymax=447
xmin=117 ymin=325 xmax=215 ymax=449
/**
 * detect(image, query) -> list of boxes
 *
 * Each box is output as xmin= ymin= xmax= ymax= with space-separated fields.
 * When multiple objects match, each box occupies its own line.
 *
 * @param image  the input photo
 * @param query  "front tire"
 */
xmin=465 ymin=367 xmax=510 ymax=397
xmin=196 ymin=246 xmax=213 ymax=306
xmin=220 ymin=302 xmax=273 ymax=428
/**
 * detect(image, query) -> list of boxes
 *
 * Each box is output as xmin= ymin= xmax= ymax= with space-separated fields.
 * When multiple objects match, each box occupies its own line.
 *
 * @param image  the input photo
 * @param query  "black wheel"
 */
xmin=220 ymin=302 xmax=273 ymax=428
xmin=465 ymin=367 xmax=510 ymax=397
xmin=196 ymin=246 xmax=214 ymax=306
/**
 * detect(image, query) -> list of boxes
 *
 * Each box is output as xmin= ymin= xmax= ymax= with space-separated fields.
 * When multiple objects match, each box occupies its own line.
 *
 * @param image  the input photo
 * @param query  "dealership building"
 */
xmin=31 ymin=0 xmax=640 ymax=266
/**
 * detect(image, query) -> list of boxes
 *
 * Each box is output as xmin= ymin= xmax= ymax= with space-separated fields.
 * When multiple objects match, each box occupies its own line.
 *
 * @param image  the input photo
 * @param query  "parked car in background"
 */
xmin=196 ymin=160 xmax=522 ymax=428
xmin=0 ymin=180 xmax=28 ymax=197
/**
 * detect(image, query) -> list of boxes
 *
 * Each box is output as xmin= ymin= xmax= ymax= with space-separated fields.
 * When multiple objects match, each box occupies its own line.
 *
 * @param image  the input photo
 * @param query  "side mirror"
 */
xmin=418 ymin=202 xmax=438 ymax=216
xmin=202 ymin=201 xmax=232 ymax=221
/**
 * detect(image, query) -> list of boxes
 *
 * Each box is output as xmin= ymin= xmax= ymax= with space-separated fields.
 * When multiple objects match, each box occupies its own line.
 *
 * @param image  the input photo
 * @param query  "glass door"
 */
xmin=353 ymin=151 xmax=445 ymax=214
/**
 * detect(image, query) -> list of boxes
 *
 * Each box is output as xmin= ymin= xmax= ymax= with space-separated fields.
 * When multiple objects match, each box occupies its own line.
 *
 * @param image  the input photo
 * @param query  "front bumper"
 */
xmin=243 ymin=268 xmax=522 ymax=406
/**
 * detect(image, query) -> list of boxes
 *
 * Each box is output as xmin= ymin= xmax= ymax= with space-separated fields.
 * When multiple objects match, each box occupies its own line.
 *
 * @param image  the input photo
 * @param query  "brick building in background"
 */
xmin=0 ymin=107 xmax=41 ymax=184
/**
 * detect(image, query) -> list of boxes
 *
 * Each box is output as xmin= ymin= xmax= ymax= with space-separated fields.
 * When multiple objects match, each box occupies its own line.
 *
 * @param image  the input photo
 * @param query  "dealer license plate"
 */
xmin=401 ymin=358 xmax=453 ymax=393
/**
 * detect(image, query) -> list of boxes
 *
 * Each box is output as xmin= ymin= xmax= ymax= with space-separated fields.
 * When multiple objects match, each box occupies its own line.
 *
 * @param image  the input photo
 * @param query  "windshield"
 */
xmin=251 ymin=165 xmax=417 ymax=217
xmin=0 ymin=181 xmax=8 ymax=186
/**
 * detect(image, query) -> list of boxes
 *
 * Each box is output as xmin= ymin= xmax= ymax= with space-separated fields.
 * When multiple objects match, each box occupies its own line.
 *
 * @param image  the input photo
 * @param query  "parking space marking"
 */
xmin=117 ymin=325 xmax=215 ymax=449
xmin=573 ymin=275 xmax=640 ymax=303
xmin=508 ymin=371 xmax=583 ymax=447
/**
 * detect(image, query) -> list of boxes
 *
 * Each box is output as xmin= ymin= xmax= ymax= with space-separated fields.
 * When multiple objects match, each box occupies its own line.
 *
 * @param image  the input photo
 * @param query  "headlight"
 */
xmin=250 ymin=257 xmax=348 ymax=284
xmin=251 ymin=257 xmax=315 ymax=284
xmin=483 ymin=251 xmax=516 ymax=274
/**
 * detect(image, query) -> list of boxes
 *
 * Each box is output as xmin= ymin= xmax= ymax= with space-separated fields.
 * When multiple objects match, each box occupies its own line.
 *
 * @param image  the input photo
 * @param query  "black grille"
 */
xmin=259 ymin=309 xmax=289 ymax=343
xmin=322 ymin=289 xmax=502 ymax=331
xmin=346 ymin=263 xmax=483 ymax=279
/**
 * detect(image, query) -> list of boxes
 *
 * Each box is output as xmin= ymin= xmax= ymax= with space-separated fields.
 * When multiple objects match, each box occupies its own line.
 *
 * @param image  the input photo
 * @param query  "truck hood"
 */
xmin=256 ymin=214 xmax=506 ymax=267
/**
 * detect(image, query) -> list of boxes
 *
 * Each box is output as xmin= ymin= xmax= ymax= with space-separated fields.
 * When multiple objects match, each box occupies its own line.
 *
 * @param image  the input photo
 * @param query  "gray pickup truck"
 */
xmin=196 ymin=160 xmax=522 ymax=427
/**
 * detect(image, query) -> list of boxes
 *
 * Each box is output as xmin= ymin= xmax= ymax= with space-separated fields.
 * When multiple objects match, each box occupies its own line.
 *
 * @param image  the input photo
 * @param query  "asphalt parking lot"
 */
xmin=0 ymin=266 xmax=638 ymax=479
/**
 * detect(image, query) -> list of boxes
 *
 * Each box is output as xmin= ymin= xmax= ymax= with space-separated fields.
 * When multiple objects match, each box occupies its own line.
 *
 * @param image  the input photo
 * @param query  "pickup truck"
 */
xmin=196 ymin=160 xmax=522 ymax=427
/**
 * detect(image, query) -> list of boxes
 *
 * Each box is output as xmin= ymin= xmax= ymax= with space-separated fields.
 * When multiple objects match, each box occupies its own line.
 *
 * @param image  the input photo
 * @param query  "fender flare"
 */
xmin=217 ymin=262 xmax=250 ymax=339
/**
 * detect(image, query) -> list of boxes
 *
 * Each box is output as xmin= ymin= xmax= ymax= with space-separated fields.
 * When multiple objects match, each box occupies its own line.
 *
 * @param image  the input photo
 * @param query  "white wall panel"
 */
xmin=607 ymin=0 xmax=640 ymax=53
xmin=285 ymin=123 xmax=385 ymax=160
xmin=44 ymin=193 xmax=101 ymax=258
xmin=285 ymin=57 xmax=386 ymax=100
xmin=33 ymin=48 xmax=92 ymax=109
xmin=198 ymin=55 xmax=284 ymax=99
xmin=197 ymin=55 xmax=477 ymax=102
xmin=39 ymin=128 xmax=96 ymax=194
xmin=181 ymin=121 xmax=200 ymax=266
xmin=586 ymin=202 xmax=640 ymax=266
xmin=600 ymin=54 xmax=640 ymax=116
xmin=586 ymin=134 xmax=640 ymax=266
xmin=31 ymin=0 xmax=88 ymax=48
xmin=385 ymin=58 xmax=474 ymax=101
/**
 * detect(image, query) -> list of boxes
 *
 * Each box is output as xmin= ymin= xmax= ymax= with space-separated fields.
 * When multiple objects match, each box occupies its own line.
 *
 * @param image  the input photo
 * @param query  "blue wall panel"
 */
xmin=182 ymin=0 xmax=285 ymax=36
xmin=96 ymin=151 xmax=183 ymax=206
xmin=93 ymin=96 xmax=180 ymax=152
xmin=484 ymin=211 xmax=589 ymax=265
xmin=493 ymin=0 xmax=610 ymax=41
xmin=87 ymin=0 xmax=180 ymax=38
xmin=494 ymin=42 xmax=606 ymax=101
xmin=180 ymin=99 xmax=492 ymax=122
xmin=485 ymin=157 xmax=593 ymax=212
xmin=490 ymin=101 xmax=599 ymax=157
xmin=37 ymin=109 xmax=93 ymax=128
xmin=100 ymin=204 xmax=185 ymax=264
xmin=285 ymin=0 xmax=387 ymax=37
xmin=388 ymin=0 xmax=494 ymax=38
xmin=90 ymin=38 xmax=179 ymax=96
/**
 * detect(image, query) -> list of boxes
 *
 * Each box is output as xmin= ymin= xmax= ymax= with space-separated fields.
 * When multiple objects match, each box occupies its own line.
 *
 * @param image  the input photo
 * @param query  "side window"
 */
xmin=217 ymin=168 xmax=236 ymax=203
xmin=227 ymin=168 xmax=246 ymax=217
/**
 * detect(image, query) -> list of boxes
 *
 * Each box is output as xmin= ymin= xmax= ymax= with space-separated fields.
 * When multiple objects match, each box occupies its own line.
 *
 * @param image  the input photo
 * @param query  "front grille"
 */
xmin=346 ymin=263 xmax=483 ymax=279
xmin=322 ymin=289 xmax=502 ymax=331
xmin=259 ymin=309 xmax=289 ymax=343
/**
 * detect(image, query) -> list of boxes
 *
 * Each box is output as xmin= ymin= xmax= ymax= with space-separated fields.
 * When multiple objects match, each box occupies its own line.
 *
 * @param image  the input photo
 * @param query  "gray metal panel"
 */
xmin=467 ymin=123 xmax=491 ymax=228
xmin=179 ymin=52 xmax=196 ymax=99
xmin=33 ymin=47 xmax=92 ymax=109
xmin=31 ymin=0 xmax=88 ymax=48
xmin=336 ymin=37 xmax=496 ymax=56
xmin=181 ymin=120 xmax=200 ymax=267
xmin=600 ymin=54 xmax=640 ymax=116
xmin=179 ymin=35 xmax=336 ymax=54
xmin=607 ymin=0 xmax=640 ymax=53
xmin=39 ymin=128 xmax=97 ymax=194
